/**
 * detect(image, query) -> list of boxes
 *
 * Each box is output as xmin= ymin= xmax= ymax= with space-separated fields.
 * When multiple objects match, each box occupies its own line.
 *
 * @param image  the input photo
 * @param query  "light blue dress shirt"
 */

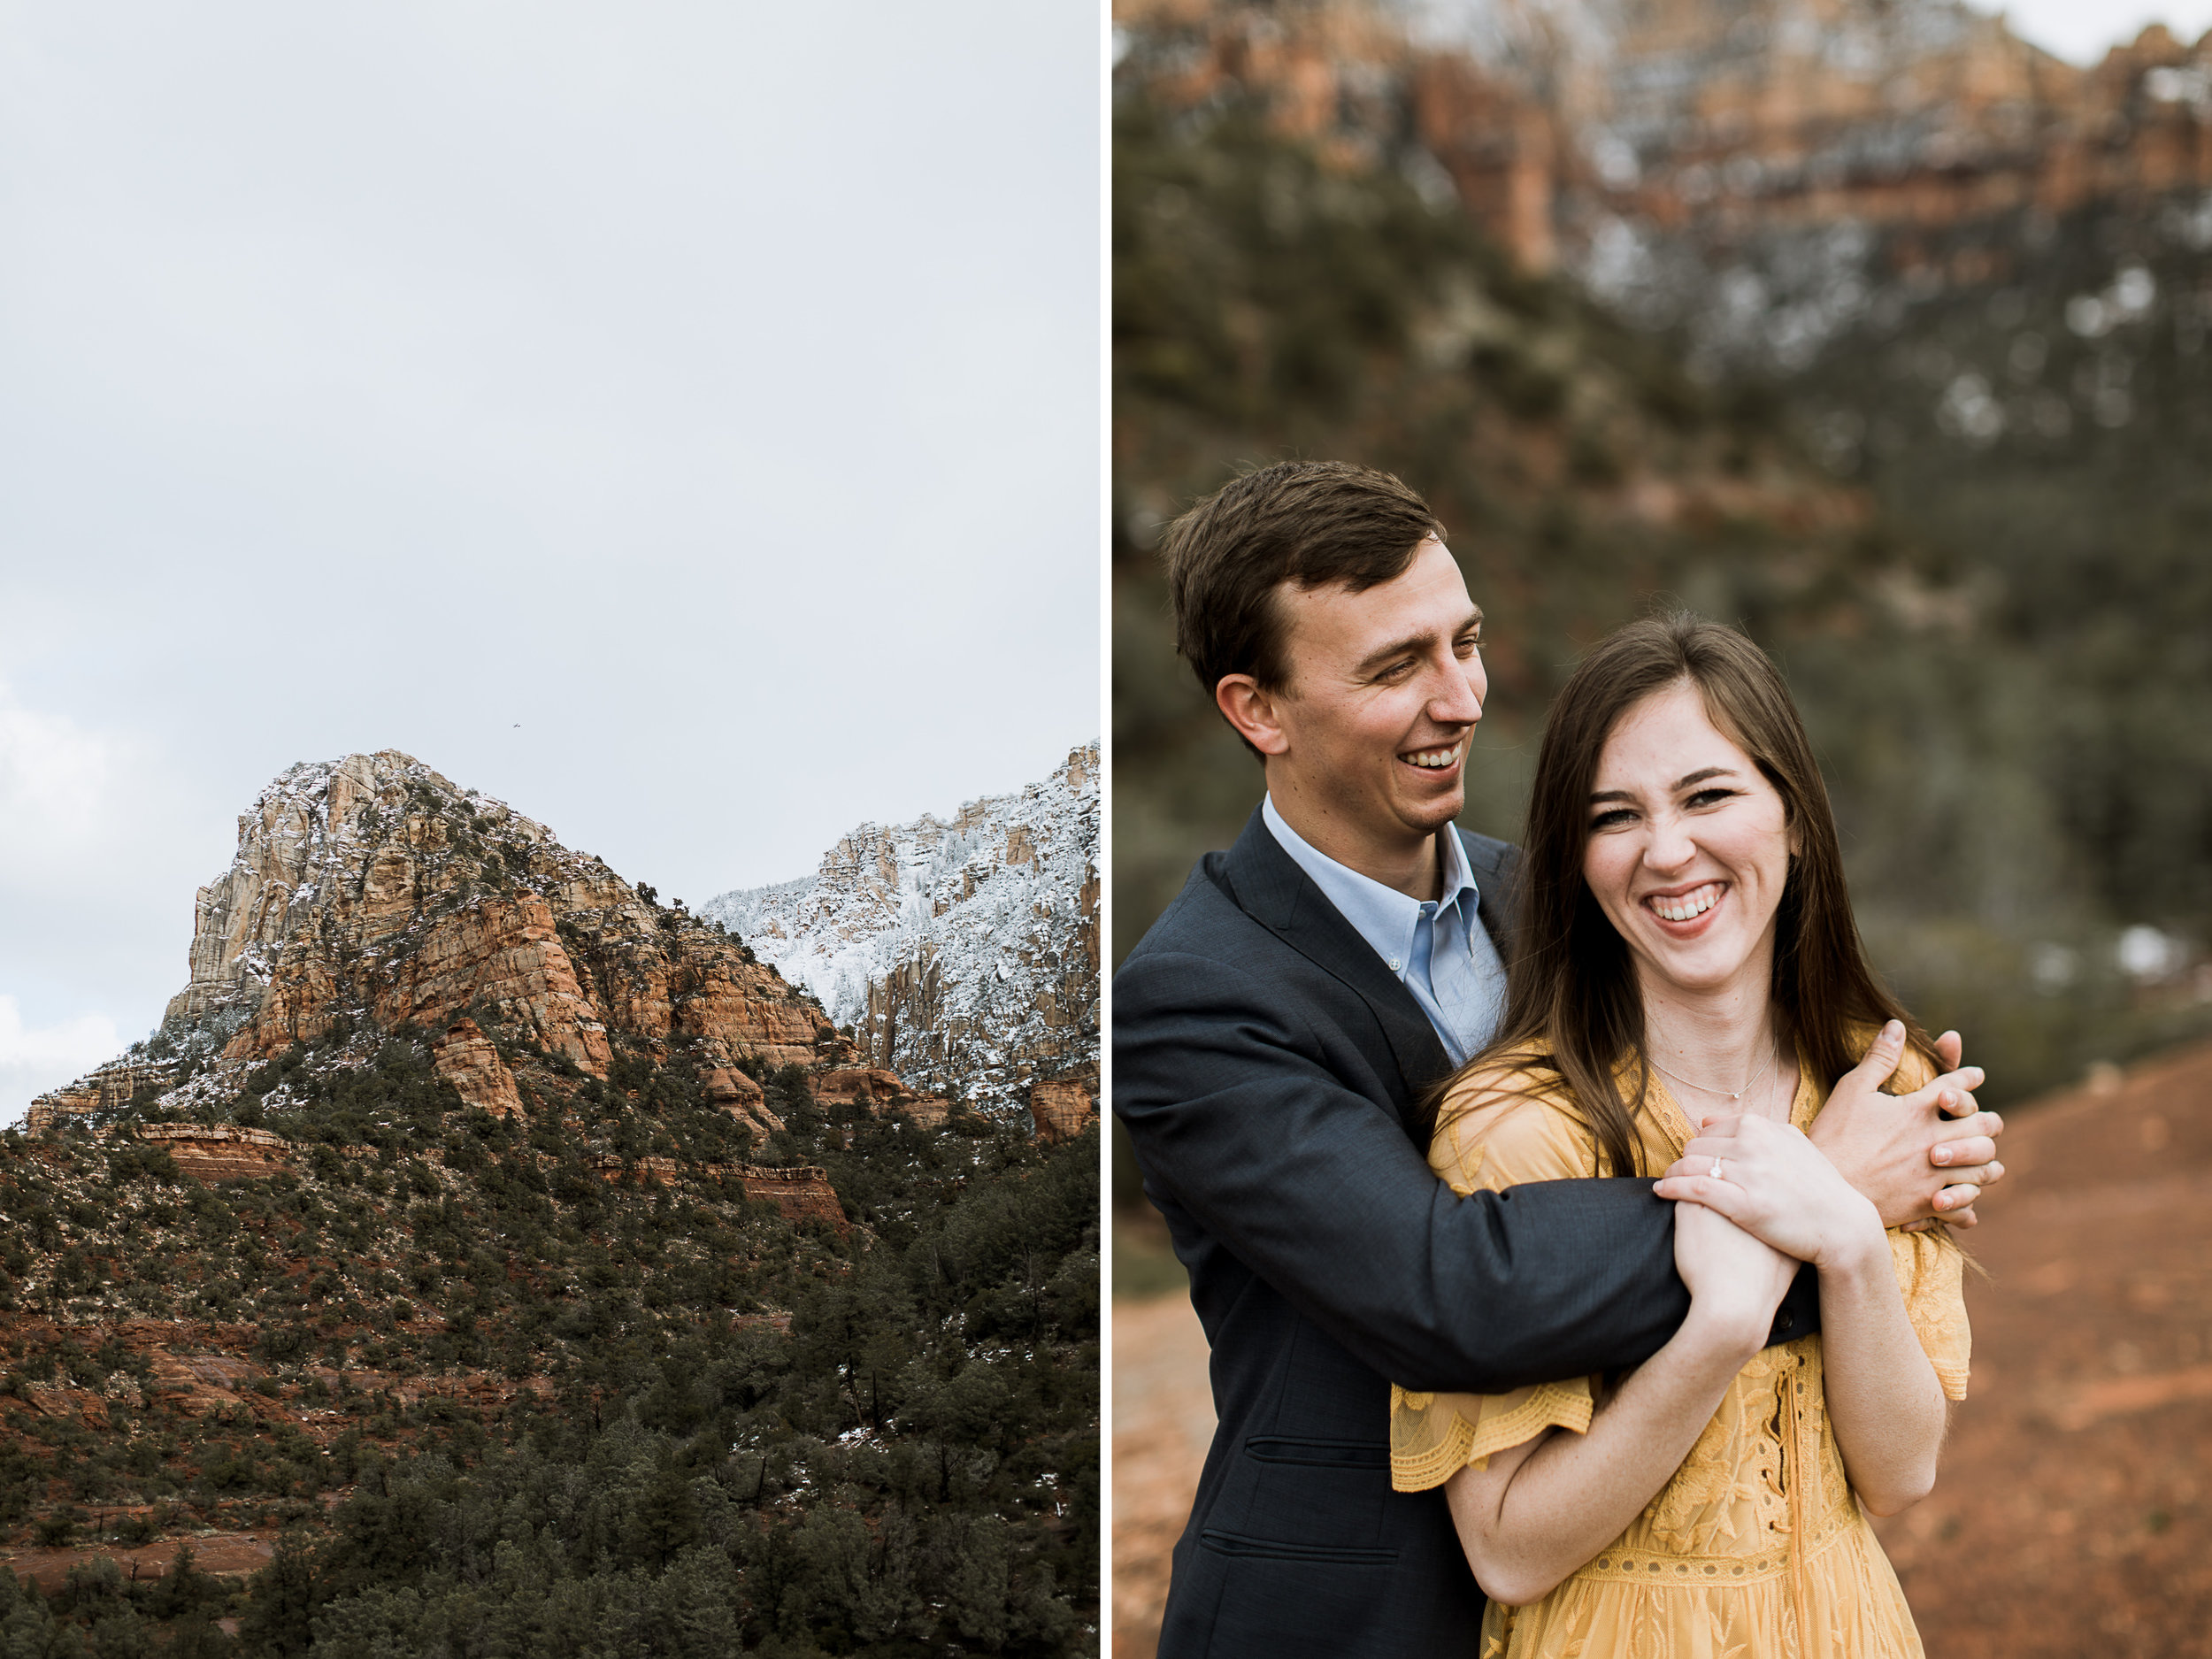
xmin=1262 ymin=795 xmax=1509 ymax=1067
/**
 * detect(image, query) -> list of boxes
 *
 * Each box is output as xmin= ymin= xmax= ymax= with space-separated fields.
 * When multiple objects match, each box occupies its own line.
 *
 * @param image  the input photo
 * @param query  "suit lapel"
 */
xmin=1458 ymin=828 xmax=1521 ymax=960
xmin=1219 ymin=810 xmax=1453 ymax=1115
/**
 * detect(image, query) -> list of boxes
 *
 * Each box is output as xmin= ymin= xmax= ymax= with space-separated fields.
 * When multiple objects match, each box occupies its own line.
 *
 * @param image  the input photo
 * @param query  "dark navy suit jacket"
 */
xmin=1113 ymin=810 xmax=1816 ymax=1657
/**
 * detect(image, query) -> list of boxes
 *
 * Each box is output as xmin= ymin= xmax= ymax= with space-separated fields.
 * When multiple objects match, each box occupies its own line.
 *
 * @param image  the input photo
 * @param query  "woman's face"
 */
xmin=1582 ymin=680 xmax=1798 ymax=1005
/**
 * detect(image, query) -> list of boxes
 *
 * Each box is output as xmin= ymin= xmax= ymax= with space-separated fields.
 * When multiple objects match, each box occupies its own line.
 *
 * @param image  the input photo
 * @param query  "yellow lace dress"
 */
xmin=1391 ymin=1049 xmax=1970 ymax=1659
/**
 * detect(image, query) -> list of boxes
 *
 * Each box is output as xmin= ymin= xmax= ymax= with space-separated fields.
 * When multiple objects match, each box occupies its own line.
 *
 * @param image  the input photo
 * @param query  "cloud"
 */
xmin=0 ymin=995 xmax=121 ymax=1126
xmin=0 ymin=682 xmax=211 ymax=1060
xmin=0 ymin=682 xmax=118 ymax=847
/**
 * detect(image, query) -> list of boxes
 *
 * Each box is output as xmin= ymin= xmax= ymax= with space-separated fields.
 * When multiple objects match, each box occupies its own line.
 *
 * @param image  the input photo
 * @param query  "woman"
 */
xmin=1390 ymin=614 xmax=1969 ymax=1657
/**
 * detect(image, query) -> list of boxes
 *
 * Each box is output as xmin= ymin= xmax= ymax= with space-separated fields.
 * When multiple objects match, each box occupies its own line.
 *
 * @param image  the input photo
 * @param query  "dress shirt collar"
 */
xmin=1261 ymin=795 xmax=1479 ymax=970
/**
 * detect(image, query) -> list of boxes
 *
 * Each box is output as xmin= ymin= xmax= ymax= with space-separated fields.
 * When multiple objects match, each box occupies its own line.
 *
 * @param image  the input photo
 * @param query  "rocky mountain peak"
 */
xmin=165 ymin=749 xmax=589 ymax=1031
xmin=34 ymin=749 xmax=864 ymax=1137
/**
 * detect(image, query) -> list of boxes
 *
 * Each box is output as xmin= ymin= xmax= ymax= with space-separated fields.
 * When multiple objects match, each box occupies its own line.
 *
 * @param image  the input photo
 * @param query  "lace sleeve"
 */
xmin=1869 ymin=1041 xmax=1971 ymax=1399
xmin=1889 ymin=1226 xmax=1971 ymax=1401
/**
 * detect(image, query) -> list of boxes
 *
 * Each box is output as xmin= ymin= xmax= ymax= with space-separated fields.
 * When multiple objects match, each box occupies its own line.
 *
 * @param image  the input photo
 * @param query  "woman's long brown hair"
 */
xmin=1425 ymin=613 xmax=1933 ymax=1174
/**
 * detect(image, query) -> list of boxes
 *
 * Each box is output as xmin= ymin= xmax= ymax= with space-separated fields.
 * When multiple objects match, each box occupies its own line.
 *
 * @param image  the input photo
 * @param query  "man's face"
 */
xmin=1263 ymin=537 xmax=1486 ymax=874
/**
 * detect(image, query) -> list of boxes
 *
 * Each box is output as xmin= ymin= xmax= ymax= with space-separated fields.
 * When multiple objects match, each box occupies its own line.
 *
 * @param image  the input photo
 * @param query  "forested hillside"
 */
xmin=1112 ymin=82 xmax=2212 ymax=1108
xmin=4 ymin=751 xmax=1096 ymax=1656
xmin=1 ymin=1037 xmax=1096 ymax=1656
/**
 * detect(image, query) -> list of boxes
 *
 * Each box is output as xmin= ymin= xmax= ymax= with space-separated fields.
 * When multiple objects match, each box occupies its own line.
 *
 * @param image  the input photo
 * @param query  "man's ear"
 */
xmin=1216 ymin=674 xmax=1291 ymax=757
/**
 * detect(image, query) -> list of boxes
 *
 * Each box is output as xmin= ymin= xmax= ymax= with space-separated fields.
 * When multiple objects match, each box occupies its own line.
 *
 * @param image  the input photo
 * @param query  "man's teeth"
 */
xmin=1405 ymin=746 xmax=1458 ymax=769
xmin=1650 ymin=885 xmax=1721 ymax=922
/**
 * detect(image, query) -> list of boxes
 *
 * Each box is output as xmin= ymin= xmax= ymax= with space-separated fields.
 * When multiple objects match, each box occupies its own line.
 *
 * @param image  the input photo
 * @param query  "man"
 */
xmin=1112 ymin=460 xmax=2003 ymax=1657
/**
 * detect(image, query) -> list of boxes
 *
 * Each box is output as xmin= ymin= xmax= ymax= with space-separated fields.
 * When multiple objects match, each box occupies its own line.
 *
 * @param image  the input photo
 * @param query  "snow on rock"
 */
xmin=704 ymin=743 xmax=1099 ymax=1118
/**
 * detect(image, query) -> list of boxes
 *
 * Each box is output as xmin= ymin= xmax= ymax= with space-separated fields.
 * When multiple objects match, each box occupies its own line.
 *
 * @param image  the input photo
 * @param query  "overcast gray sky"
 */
xmin=0 ymin=2 xmax=1100 ymax=1120
xmin=1994 ymin=0 xmax=2212 ymax=61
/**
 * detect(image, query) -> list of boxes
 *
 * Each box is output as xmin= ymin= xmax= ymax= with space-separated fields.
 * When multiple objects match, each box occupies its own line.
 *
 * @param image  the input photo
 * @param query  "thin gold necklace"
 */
xmin=1648 ymin=1034 xmax=1779 ymax=1108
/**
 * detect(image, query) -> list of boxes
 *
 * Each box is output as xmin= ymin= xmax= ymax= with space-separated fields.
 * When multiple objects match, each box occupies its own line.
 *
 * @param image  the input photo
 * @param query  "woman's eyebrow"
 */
xmin=1588 ymin=766 xmax=1739 ymax=804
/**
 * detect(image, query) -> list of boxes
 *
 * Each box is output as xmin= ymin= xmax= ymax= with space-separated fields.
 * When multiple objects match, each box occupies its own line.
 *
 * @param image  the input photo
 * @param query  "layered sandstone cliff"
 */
xmin=24 ymin=1057 xmax=180 ymax=1132
xmin=131 ymin=1125 xmax=294 ymax=1181
xmin=1119 ymin=0 xmax=2212 ymax=325
xmin=704 ymin=742 xmax=1100 ymax=1118
xmin=32 ymin=750 xmax=851 ymax=1133
xmin=166 ymin=751 xmax=840 ymax=1070
xmin=1027 ymin=1078 xmax=1097 ymax=1147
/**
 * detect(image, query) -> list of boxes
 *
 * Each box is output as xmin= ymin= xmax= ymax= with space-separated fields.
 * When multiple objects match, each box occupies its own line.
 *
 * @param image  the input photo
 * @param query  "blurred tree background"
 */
xmin=1110 ymin=70 xmax=2212 ymax=1179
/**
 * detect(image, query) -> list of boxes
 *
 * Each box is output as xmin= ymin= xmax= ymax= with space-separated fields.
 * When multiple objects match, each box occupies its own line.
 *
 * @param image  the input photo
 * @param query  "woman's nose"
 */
xmin=1643 ymin=814 xmax=1694 ymax=870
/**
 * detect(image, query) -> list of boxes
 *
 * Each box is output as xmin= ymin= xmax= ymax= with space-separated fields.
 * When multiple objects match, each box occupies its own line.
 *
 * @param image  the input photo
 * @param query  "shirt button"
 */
xmin=1388 ymin=958 xmax=1402 ymax=971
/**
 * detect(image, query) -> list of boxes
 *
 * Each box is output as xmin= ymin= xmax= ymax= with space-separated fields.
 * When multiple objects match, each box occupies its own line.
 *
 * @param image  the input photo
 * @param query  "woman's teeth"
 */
xmin=1406 ymin=746 xmax=1458 ymax=769
xmin=1649 ymin=884 xmax=1721 ymax=922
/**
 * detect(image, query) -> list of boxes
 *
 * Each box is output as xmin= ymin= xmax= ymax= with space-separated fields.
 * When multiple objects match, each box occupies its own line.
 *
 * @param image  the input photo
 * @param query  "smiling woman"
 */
xmin=1582 ymin=682 xmax=1801 ymax=1088
xmin=1496 ymin=614 xmax=1915 ymax=1181
xmin=1394 ymin=612 xmax=1978 ymax=1658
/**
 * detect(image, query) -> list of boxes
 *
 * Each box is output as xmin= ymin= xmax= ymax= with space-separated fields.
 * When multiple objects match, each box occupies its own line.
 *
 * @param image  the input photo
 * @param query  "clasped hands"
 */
xmin=1654 ymin=1022 xmax=2003 ymax=1275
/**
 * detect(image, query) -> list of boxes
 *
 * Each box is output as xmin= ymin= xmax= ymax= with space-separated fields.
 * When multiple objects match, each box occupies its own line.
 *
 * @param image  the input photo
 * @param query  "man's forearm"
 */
xmin=1120 ymin=950 xmax=1782 ymax=1391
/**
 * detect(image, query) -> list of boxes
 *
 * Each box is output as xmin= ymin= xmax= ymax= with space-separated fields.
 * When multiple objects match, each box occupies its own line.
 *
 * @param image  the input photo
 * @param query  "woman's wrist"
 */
xmin=1678 ymin=1297 xmax=1772 ymax=1363
xmin=1811 ymin=1198 xmax=1889 ymax=1278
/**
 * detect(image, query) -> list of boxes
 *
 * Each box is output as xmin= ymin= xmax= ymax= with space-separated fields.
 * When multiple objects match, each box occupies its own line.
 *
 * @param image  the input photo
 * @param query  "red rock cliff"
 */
xmin=1118 ymin=0 xmax=2212 ymax=272
xmin=33 ymin=751 xmax=864 ymax=1132
xmin=172 ymin=752 xmax=843 ymax=1079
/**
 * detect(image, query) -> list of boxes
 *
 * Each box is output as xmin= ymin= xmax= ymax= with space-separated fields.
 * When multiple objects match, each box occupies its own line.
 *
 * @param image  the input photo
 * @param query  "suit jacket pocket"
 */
xmin=1180 ymin=1533 xmax=1409 ymax=1659
xmin=1198 ymin=1528 xmax=1398 ymax=1566
xmin=1210 ymin=1434 xmax=1391 ymax=1555
xmin=1242 ymin=1436 xmax=1389 ymax=1470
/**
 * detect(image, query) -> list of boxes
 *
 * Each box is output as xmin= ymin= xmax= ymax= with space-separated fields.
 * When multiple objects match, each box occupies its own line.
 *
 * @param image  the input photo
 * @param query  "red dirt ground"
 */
xmin=1111 ymin=1038 xmax=2212 ymax=1659
xmin=0 ymin=1531 xmax=276 ymax=1593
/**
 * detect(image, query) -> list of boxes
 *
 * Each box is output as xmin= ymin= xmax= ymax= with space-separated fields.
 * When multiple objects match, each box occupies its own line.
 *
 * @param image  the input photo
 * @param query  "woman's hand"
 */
xmin=1655 ymin=1115 xmax=1888 ymax=1274
xmin=1671 ymin=1194 xmax=1798 ymax=1339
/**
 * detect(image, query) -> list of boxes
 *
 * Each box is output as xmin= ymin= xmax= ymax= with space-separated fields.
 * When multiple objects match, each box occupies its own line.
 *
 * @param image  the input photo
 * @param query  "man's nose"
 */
xmin=1427 ymin=659 xmax=1484 ymax=726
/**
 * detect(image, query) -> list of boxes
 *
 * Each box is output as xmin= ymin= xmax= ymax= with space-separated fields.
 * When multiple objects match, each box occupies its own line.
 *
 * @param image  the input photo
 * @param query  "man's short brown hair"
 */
xmin=1160 ymin=460 xmax=1445 ymax=696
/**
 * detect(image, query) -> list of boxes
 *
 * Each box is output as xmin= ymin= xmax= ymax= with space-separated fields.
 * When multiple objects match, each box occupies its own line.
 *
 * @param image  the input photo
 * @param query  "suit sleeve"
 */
xmin=1112 ymin=948 xmax=1802 ymax=1394
xmin=1392 ymin=1096 xmax=1602 ymax=1487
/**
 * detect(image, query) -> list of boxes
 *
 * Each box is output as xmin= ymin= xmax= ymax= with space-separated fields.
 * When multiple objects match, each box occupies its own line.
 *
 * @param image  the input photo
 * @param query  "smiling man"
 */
xmin=1112 ymin=460 xmax=2007 ymax=1658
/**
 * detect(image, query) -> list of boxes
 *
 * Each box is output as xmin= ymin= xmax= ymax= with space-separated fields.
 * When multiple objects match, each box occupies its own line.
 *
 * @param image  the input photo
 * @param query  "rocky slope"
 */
xmin=33 ymin=749 xmax=873 ymax=1140
xmin=1 ymin=750 xmax=1101 ymax=1654
xmin=0 ymin=1040 xmax=1099 ymax=1655
xmin=704 ymin=743 xmax=1101 ymax=1124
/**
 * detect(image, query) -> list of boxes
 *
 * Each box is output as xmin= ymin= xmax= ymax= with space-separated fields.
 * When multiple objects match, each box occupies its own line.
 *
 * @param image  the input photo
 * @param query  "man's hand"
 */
xmin=1657 ymin=1021 xmax=2003 ymax=1231
xmin=1913 ymin=1028 xmax=2003 ymax=1225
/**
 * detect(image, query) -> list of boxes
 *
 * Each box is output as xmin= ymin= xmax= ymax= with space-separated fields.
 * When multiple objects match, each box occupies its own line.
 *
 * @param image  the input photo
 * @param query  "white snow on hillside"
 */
xmin=703 ymin=743 xmax=1099 ymax=1112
